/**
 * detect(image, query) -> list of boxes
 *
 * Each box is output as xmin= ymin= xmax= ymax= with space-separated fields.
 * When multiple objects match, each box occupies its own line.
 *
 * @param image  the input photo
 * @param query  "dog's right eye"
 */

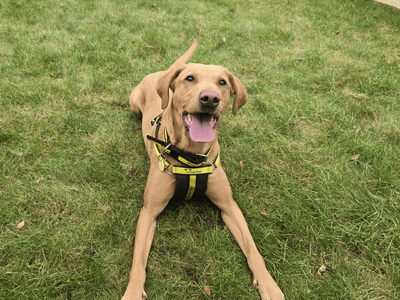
xmin=185 ymin=76 xmax=194 ymax=82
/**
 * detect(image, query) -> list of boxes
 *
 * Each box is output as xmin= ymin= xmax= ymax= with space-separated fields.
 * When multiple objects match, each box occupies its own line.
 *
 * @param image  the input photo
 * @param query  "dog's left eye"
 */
xmin=185 ymin=76 xmax=194 ymax=82
xmin=219 ymin=79 xmax=227 ymax=86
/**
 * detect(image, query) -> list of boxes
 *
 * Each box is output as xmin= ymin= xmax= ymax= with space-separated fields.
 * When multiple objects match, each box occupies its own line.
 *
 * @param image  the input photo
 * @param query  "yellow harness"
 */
xmin=147 ymin=114 xmax=220 ymax=201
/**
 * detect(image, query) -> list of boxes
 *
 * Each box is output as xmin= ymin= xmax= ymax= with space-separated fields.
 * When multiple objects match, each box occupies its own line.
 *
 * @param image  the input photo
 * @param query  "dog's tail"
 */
xmin=168 ymin=39 xmax=199 ymax=70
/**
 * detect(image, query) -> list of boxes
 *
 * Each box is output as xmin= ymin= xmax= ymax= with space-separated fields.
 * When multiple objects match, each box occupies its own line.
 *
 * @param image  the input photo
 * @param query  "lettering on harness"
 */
xmin=172 ymin=166 xmax=213 ymax=175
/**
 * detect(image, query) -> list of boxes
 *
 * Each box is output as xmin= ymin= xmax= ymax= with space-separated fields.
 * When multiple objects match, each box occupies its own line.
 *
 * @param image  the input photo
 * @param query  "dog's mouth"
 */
xmin=182 ymin=113 xmax=218 ymax=143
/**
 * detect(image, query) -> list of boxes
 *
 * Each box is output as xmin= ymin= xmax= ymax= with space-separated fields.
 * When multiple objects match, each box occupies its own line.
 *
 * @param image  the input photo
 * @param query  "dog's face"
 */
xmin=157 ymin=63 xmax=248 ymax=143
xmin=172 ymin=63 xmax=233 ymax=143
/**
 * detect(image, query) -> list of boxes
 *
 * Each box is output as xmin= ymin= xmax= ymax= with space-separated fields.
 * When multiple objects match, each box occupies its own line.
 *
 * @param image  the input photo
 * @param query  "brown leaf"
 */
xmin=318 ymin=264 xmax=327 ymax=275
xmin=222 ymin=37 xmax=226 ymax=42
xmin=203 ymin=286 xmax=211 ymax=298
xmin=18 ymin=221 xmax=25 ymax=229
xmin=127 ymin=168 xmax=136 ymax=179
xmin=351 ymin=154 xmax=360 ymax=160
xmin=336 ymin=31 xmax=340 ymax=35
xmin=239 ymin=160 xmax=246 ymax=167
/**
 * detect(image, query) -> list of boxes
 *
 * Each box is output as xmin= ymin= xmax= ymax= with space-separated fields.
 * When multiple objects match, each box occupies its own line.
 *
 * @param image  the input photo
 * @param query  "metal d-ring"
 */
xmin=161 ymin=143 xmax=172 ymax=156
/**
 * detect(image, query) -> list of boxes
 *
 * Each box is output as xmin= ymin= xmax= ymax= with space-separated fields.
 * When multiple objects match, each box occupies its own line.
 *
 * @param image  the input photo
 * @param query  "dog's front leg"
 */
xmin=122 ymin=169 xmax=173 ymax=300
xmin=122 ymin=207 xmax=158 ymax=300
xmin=206 ymin=168 xmax=285 ymax=300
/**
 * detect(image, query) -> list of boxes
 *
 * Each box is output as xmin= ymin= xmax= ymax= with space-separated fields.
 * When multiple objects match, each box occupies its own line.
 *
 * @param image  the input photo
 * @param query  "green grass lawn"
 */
xmin=1 ymin=0 xmax=400 ymax=299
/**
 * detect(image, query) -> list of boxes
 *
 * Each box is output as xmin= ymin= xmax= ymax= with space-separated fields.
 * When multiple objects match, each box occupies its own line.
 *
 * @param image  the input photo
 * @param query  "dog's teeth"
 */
xmin=187 ymin=114 xmax=192 ymax=122
xmin=210 ymin=116 xmax=214 ymax=124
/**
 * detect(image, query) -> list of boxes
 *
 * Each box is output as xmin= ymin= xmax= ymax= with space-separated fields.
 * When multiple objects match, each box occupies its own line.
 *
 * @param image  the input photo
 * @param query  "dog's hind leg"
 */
xmin=129 ymin=85 xmax=145 ymax=116
xmin=129 ymin=72 xmax=166 ymax=117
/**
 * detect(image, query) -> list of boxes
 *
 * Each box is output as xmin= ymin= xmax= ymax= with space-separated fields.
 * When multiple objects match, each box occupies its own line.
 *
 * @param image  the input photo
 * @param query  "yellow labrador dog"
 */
xmin=122 ymin=39 xmax=284 ymax=300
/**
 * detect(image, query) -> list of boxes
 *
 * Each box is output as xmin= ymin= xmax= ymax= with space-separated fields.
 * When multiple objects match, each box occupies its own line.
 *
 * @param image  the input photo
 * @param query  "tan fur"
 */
xmin=122 ymin=39 xmax=284 ymax=300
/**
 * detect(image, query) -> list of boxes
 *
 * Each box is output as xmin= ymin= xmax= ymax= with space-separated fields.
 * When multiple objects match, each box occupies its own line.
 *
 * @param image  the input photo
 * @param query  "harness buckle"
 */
xmin=161 ymin=143 xmax=172 ymax=156
xmin=195 ymin=153 xmax=209 ymax=165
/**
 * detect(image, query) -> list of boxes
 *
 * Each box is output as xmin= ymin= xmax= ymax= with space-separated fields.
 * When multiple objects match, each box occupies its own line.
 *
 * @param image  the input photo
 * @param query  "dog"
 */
xmin=122 ymin=39 xmax=284 ymax=300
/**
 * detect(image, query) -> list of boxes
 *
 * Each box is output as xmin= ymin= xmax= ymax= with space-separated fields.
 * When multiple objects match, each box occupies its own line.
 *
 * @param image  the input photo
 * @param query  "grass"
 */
xmin=1 ymin=0 xmax=400 ymax=299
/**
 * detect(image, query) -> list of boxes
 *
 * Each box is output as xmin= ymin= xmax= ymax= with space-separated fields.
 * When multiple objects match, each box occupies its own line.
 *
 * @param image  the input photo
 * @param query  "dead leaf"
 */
xmin=18 ymin=221 xmax=25 ymax=229
xmin=198 ymin=24 xmax=202 ymax=28
xmin=351 ymin=154 xmax=360 ymax=160
xmin=223 ymin=37 xmax=226 ymax=42
xmin=127 ymin=168 xmax=136 ymax=179
xmin=336 ymin=31 xmax=340 ymax=35
xmin=318 ymin=264 xmax=327 ymax=275
xmin=203 ymin=286 xmax=211 ymax=297
xmin=239 ymin=160 xmax=246 ymax=167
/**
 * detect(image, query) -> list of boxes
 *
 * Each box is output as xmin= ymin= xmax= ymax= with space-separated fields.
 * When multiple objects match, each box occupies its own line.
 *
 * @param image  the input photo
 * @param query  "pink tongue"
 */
xmin=188 ymin=116 xmax=215 ymax=142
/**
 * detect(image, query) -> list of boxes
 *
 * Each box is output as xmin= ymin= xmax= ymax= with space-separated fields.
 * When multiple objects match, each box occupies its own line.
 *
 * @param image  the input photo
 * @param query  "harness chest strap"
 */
xmin=146 ymin=114 xmax=220 ymax=201
xmin=148 ymin=126 xmax=214 ymax=169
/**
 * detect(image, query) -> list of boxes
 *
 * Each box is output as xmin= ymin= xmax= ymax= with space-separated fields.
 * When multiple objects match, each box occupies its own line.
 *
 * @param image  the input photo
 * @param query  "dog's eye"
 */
xmin=185 ymin=76 xmax=194 ymax=82
xmin=219 ymin=79 xmax=227 ymax=86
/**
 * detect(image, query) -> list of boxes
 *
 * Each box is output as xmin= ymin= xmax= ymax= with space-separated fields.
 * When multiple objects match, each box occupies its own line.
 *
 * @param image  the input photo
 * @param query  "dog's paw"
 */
xmin=121 ymin=290 xmax=148 ymax=300
xmin=252 ymin=279 xmax=285 ymax=300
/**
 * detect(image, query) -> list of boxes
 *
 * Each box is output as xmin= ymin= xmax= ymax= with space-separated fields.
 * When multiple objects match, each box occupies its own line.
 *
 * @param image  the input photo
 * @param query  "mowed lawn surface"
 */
xmin=1 ymin=0 xmax=399 ymax=299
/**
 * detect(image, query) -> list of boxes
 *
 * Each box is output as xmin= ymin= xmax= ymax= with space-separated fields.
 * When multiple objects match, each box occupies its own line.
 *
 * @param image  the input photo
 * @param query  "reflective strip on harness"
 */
xmin=213 ymin=152 xmax=220 ymax=167
xmin=185 ymin=175 xmax=196 ymax=200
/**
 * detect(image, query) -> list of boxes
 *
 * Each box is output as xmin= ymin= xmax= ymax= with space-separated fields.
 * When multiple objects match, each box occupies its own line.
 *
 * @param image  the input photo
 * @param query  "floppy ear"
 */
xmin=226 ymin=71 xmax=248 ymax=115
xmin=156 ymin=39 xmax=198 ymax=110
xmin=156 ymin=67 xmax=184 ymax=109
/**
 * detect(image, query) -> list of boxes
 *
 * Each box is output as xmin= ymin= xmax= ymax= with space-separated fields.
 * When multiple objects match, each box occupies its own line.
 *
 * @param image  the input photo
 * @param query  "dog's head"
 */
xmin=156 ymin=41 xmax=248 ymax=144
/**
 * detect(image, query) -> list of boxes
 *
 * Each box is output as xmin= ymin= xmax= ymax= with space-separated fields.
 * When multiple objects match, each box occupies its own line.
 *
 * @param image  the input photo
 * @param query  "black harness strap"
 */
xmin=171 ymin=173 xmax=209 ymax=202
xmin=147 ymin=133 xmax=209 ymax=167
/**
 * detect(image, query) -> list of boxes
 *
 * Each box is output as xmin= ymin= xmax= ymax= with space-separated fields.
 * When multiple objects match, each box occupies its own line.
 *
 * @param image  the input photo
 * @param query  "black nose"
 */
xmin=199 ymin=90 xmax=220 ymax=108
